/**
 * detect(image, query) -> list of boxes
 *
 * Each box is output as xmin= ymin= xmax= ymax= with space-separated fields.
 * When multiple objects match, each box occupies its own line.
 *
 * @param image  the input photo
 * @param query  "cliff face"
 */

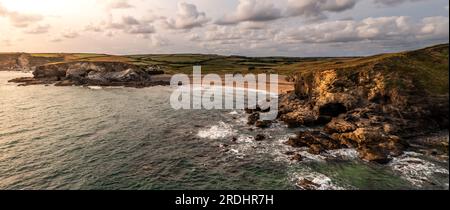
xmin=279 ymin=44 xmax=449 ymax=163
xmin=9 ymin=61 xmax=168 ymax=87
xmin=0 ymin=53 xmax=63 ymax=71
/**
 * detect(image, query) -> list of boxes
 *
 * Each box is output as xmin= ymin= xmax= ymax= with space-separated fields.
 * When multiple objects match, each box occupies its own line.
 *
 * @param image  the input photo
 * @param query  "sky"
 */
xmin=0 ymin=0 xmax=448 ymax=56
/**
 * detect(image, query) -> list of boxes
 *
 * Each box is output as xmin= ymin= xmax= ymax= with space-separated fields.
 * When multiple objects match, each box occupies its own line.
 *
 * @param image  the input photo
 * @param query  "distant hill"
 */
xmin=1 ymin=44 xmax=448 ymax=85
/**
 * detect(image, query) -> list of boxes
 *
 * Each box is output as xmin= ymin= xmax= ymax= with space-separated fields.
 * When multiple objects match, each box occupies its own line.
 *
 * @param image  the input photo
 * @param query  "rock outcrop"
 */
xmin=279 ymin=44 xmax=449 ymax=163
xmin=0 ymin=53 xmax=63 ymax=71
xmin=9 ymin=61 xmax=169 ymax=88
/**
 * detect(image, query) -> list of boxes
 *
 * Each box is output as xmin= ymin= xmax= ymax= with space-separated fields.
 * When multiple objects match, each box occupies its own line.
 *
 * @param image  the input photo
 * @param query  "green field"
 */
xmin=3 ymin=44 xmax=449 ymax=93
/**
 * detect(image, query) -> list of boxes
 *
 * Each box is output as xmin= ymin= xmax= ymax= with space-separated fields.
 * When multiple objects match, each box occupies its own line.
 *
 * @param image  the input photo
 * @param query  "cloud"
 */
xmin=149 ymin=34 xmax=168 ymax=47
xmin=84 ymin=14 xmax=157 ymax=37
xmin=126 ymin=25 xmax=155 ymax=34
xmin=84 ymin=24 xmax=103 ymax=32
xmin=62 ymin=31 xmax=80 ymax=39
xmin=417 ymin=16 xmax=449 ymax=40
xmin=49 ymin=30 xmax=80 ymax=42
xmin=277 ymin=16 xmax=448 ymax=44
xmin=373 ymin=0 xmax=428 ymax=6
xmin=0 ymin=3 xmax=44 ymax=28
xmin=50 ymin=38 xmax=62 ymax=43
xmin=189 ymin=24 xmax=278 ymax=49
xmin=122 ymin=16 xmax=140 ymax=25
xmin=216 ymin=0 xmax=357 ymax=25
xmin=286 ymin=0 xmax=358 ymax=21
xmin=2 ymin=39 xmax=12 ymax=47
xmin=216 ymin=0 xmax=282 ymax=25
xmin=165 ymin=2 xmax=210 ymax=30
xmin=0 ymin=3 xmax=7 ymax=15
xmin=106 ymin=0 xmax=134 ymax=10
xmin=24 ymin=24 xmax=51 ymax=34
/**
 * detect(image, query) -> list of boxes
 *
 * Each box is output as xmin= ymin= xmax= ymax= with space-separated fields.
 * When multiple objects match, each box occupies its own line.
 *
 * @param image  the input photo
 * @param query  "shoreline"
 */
xmin=5 ymin=71 xmax=295 ymax=94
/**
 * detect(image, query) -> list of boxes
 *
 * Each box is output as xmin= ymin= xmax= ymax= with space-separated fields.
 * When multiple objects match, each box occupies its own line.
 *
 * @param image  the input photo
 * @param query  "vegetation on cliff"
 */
xmin=277 ymin=44 xmax=449 ymax=163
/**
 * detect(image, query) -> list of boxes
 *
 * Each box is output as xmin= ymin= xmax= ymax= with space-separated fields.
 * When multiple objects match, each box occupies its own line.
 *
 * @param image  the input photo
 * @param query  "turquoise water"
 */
xmin=0 ymin=72 xmax=448 ymax=190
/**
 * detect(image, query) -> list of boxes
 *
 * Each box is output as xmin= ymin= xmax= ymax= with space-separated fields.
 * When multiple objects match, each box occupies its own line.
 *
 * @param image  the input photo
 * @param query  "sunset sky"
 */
xmin=0 ymin=0 xmax=448 ymax=56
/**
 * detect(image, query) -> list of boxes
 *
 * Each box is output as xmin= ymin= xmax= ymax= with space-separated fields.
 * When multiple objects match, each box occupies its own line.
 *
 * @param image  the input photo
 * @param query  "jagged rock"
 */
xmin=357 ymin=145 xmax=391 ymax=164
xmin=54 ymin=80 xmax=74 ymax=86
xmin=247 ymin=113 xmax=260 ymax=125
xmin=324 ymin=118 xmax=357 ymax=134
xmin=9 ymin=61 xmax=169 ymax=88
xmin=285 ymin=130 xmax=342 ymax=152
xmin=296 ymin=178 xmax=320 ymax=190
xmin=308 ymin=144 xmax=323 ymax=155
xmin=279 ymin=107 xmax=317 ymax=127
xmin=255 ymin=120 xmax=272 ymax=128
xmin=255 ymin=134 xmax=266 ymax=141
xmin=290 ymin=153 xmax=304 ymax=161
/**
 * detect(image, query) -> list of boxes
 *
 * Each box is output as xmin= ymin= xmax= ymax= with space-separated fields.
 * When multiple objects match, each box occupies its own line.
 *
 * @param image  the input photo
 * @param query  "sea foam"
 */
xmin=390 ymin=152 xmax=449 ymax=187
xmin=197 ymin=122 xmax=236 ymax=140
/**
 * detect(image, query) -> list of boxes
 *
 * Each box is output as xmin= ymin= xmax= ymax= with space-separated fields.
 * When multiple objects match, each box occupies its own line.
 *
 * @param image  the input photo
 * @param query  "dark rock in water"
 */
xmin=286 ymin=130 xmax=341 ymax=152
xmin=9 ymin=77 xmax=52 ymax=86
xmin=357 ymin=145 xmax=391 ymax=164
xmin=247 ymin=113 xmax=260 ymax=125
xmin=232 ymin=136 xmax=238 ymax=142
xmin=255 ymin=134 xmax=266 ymax=141
xmin=244 ymin=108 xmax=255 ymax=114
xmin=54 ymin=80 xmax=74 ymax=86
xmin=284 ymin=151 xmax=295 ymax=156
xmin=9 ymin=61 xmax=169 ymax=88
xmin=408 ymin=131 xmax=449 ymax=156
xmin=245 ymin=102 xmax=271 ymax=114
xmin=308 ymin=144 xmax=323 ymax=155
xmin=290 ymin=153 xmax=304 ymax=162
xmin=255 ymin=120 xmax=272 ymax=128
xmin=297 ymin=179 xmax=320 ymax=190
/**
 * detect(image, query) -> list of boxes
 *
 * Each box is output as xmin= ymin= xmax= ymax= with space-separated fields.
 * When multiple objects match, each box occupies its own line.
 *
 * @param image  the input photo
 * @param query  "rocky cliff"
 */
xmin=9 ymin=61 xmax=169 ymax=87
xmin=277 ymin=44 xmax=449 ymax=163
xmin=0 ymin=53 xmax=63 ymax=71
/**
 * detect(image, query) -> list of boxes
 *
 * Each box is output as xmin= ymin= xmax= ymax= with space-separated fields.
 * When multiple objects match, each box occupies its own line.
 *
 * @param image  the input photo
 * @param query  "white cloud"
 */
xmin=127 ymin=25 xmax=155 ymax=34
xmin=62 ymin=31 xmax=80 ymax=39
xmin=216 ymin=0 xmax=282 ymax=25
xmin=277 ymin=16 xmax=448 ymax=44
xmin=24 ymin=24 xmax=51 ymax=34
xmin=2 ymin=39 xmax=12 ymax=47
xmin=0 ymin=3 xmax=44 ymax=28
xmin=417 ymin=16 xmax=449 ymax=40
xmin=286 ymin=0 xmax=358 ymax=21
xmin=165 ymin=2 xmax=210 ymax=30
xmin=373 ymin=0 xmax=429 ymax=6
xmin=106 ymin=0 xmax=134 ymax=10
xmin=216 ymin=0 xmax=358 ymax=25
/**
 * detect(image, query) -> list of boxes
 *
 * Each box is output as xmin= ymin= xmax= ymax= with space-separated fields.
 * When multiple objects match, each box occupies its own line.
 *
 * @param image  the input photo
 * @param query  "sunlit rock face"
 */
xmin=278 ymin=44 xmax=449 ymax=163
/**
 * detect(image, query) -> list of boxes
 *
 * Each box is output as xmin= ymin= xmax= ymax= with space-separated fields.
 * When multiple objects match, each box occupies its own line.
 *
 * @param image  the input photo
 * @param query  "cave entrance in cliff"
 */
xmin=319 ymin=103 xmax=347 ymax=117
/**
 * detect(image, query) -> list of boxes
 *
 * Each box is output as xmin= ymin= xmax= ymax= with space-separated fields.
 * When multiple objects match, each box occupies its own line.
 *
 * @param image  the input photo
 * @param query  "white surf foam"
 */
xmin=324 ymin=149 xmax=359 ymax=160
xmin=87 ymin=86 xmax=102 ymax=90
xmin=197 ymin=122 xmax=236 ymax=140
xmin=289 ymin=169 xmax=346 ymax=190
xmin=389 ymin=152 xmax=449 ymax=187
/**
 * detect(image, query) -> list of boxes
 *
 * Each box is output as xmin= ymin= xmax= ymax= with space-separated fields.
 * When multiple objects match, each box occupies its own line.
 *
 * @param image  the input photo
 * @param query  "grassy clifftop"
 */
xmin=294 ymin=44 xmax=449 ymax=95
xmin=2 ymin=44 xmax=449 ymax=94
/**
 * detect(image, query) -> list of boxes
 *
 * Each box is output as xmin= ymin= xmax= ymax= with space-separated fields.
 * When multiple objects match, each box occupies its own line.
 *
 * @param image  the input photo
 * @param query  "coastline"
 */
xmin=0 ymin=70 xmax=448 ymax=190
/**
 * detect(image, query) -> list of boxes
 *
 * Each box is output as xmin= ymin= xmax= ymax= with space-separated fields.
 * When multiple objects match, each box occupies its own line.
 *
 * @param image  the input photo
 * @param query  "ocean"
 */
xmin=0 ymin=71 xmax=448 ymax=190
